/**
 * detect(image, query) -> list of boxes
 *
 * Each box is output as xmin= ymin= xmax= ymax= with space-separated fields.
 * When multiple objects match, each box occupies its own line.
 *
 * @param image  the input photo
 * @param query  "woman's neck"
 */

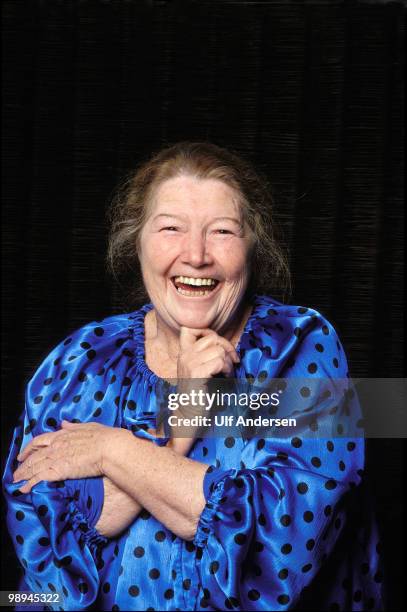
xmin=145 ymin=300 xmax=253 ymax=362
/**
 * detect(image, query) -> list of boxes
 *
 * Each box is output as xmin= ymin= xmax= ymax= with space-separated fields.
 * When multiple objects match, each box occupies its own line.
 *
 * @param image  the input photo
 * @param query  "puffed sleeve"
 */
xmin=192 ymin=308 xmax=366 ymax=611
xmin=2 ymin=316 xmax=134 ymax=609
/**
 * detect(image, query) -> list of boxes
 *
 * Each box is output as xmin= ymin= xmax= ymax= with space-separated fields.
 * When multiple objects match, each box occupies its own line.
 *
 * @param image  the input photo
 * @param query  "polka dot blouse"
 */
xmin=2 ymin=295 xmax=384 ymax=611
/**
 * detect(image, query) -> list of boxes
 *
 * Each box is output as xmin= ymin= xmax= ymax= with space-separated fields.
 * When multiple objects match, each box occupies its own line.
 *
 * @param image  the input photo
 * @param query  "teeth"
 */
xmin=176 ymin=287 xmax=213 ymax=297
xmin=174 ymin=276 xmax=217 ymax=286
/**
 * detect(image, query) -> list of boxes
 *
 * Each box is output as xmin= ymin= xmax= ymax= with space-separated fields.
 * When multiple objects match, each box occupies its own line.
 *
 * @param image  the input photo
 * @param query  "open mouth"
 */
xmin=171 ymin=276 xmax=220 ymax=297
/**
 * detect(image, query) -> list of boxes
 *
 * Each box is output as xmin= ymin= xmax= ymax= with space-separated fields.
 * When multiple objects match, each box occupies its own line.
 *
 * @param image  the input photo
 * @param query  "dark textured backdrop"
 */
xmin=1 ymin=0 xmax=405 ymax=609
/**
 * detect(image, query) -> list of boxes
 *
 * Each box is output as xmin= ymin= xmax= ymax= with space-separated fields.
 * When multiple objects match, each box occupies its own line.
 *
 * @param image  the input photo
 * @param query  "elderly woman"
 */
xmin=3 ymin=142 xmax=383 ymax=611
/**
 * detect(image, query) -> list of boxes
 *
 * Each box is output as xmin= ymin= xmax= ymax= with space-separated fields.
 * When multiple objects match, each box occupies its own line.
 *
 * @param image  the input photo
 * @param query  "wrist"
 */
xmin=101 ymin=427 xmax=133 ymax=475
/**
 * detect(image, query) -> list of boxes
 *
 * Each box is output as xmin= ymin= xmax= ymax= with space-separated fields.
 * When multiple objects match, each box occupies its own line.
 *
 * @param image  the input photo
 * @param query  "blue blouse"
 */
xmin=3 ymin=295 xmax=384 ymax=611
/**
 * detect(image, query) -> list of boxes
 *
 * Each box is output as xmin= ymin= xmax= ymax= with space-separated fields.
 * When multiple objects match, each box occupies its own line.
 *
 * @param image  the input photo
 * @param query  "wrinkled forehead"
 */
xmin=145 ymin=175 xmax=244 ymax=221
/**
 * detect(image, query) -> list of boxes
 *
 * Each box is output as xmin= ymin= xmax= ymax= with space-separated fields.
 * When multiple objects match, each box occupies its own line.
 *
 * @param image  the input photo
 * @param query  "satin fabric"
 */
xmin=3 ymin=295 xmax=384 ymax=610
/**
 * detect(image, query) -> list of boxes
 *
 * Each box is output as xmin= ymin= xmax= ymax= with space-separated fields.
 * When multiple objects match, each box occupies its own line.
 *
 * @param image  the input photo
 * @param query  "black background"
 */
xmin=1 ymin=0 xmax=405 ymax=609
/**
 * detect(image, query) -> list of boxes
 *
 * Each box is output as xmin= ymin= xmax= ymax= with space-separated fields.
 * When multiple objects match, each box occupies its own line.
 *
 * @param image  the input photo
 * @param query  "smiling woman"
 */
xmin=3 ymin=142 xmax=384 ymax=611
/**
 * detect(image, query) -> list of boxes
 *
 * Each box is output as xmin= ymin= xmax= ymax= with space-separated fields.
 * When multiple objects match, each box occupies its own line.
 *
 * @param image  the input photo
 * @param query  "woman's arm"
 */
xmin=95 ymin=434 xmax=197 ymax=537
xmin=102 ymin=428 xmax=207 ymax=541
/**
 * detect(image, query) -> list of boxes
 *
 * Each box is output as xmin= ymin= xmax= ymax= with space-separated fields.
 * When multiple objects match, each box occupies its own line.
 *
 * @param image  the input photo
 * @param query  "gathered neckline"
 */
xmin=130 ymin=295 xmax=269 ymax=384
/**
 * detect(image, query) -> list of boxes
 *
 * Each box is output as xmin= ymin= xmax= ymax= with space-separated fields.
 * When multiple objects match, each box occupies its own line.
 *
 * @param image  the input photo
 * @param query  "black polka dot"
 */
xmin=16 ymin=511 xmax=25 ymax=521
xmin=315 ymin=343 xmax=324 ymax=352
xmin=128 ymin=585 xmax=139 ymax=597
xmin=325 ymin=479 xmax=337 ymax=490
xmin=327 ymin=440 xmax=334 ymax=451
xmin=233 ymin=510 xmax=242 ymax=522
xmin=333 ymin=358 xmax=339 ymax=368
xmin=164 ymin=589 xmax=174 ymax=599
xmin=347 ymin=442 xmax=356 ymax=451
xmin=311 ymin=456 xmax=321 ymax=468
xmin=38 ymin=537 xmax=50 ymax=546
xmin=80 ymin=342 xmax=91 ymax=349
xmin=34 ymin=396 xmax=43 ymax=404
xmin=303 ymin=511 xmax=314 ymax=523
xmin=133 ymin=546 xmax=145 ymax=558
xmin=155 ymin=531 xmax=166 ymax=542
xmin=307 ymin=363 xmax=318 ymax=374
xmin=224 ymin=597 xmax=239 ymax=609
xmin=102 ymin=582 xmax=110 ymax=593
xmin=86 ymin=350 xmax=96 ymax=360
xmin=94 ymin=391 xmax=105 ymax=401
xmin=324 ymin=505 xmax=332 ymax=516
xmin=44 ymin=378 xmax=53 ymax=385
xmin=306 ymin=538 xmax=315 ymax=550
xmin=302 ymin=563 xmax=312 ymax=573
xmin=46 ymin=418 xmax=57 ymax=428
xmin=60 ymin=370 xmax=68 ymax=380
xmin=248 ymin=589 xmax=260 ymax=601
xmin=278 ymin=568 xmax=288 ymax=580
xmin=183 ymin=578 xmax=191 ymax=590
xmin=52 ymin=393 xmax=61 ymax=403
xmin=291 ymin=437 xmax=302 ymax=448
xmin=38 ymin=505 xmax=48 ymax=517
xmin=258 ymin=371 xmax=268 ymax=382
xmin=257 ymin=439 xmax=265 ymax=450
xmin=300 ymin=386 xmax=311 ymax=398
xmin=93 ymin=408 xmax=102 ymax=417
xmin=280 ymin=515 xmax=291 ymax=527
xmin=37 ymin=560 xmax=45 ymax=572
xmin=234 ymin=533 xmax=247 ymax=545
xmin=254 ymin=541 xmax=264 ymax=552
xmin=224 ymin=437 xmax=235 ymax=448
xmin=73 ymin=395 xmax=81 ymax=403
xmin=297 ymin=482 xmax=308 ymax=494
xmin=339 ymin=460 xmax=346 ymax=471
xmin=277 ymin=594 xmax=290 ymax=604
xmin=281 ymin=543 xmax=292 ymax=554
xmin=94 ymin=327 xmax=104 ymax=336
xmin=322 ymin=325 xmax=329 ymax=335
xmin=149 ymin=568 xmax=160 ymax=579
xmin=258 ymin=513 xmax=267 ymax=526
xmin=210 ymin=561 xmax=219 ymax=574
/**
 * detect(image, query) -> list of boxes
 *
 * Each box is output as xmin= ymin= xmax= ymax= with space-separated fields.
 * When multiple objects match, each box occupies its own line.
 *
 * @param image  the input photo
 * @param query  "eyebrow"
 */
xmin=152 ymin=213 xmax=242 ymax=225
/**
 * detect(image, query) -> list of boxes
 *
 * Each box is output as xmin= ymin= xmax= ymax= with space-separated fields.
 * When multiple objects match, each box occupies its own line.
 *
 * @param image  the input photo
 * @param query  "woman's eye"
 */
xmin=214 ymin=229 xmax=232 ymax=235
xmin=161 ymin=226 xmax=178 ymax=232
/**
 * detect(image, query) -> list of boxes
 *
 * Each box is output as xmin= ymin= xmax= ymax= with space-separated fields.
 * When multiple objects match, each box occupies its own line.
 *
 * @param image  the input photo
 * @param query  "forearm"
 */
xmin=94 ymin=476 xmax=142 ymax=538
xmin=103 ymin=429 xmax=207 ymax=540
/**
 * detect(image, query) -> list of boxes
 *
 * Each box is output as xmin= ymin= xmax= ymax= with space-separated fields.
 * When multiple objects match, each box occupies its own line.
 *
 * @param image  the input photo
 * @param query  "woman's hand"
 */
xmin=12 ymin=421 xmax=123 ymax=494
xmin=177 ymin=327 xmax=239 ymax=379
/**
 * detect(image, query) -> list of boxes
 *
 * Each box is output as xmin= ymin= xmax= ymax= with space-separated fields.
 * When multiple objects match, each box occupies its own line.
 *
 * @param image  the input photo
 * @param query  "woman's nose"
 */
xmin=180 ymin=232 xmax=212 ymax=267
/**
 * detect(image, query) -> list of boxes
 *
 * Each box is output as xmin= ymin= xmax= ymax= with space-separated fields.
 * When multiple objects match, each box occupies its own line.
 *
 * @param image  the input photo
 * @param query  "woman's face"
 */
xmin=139 ymin=175 xmax=252 ymax=333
